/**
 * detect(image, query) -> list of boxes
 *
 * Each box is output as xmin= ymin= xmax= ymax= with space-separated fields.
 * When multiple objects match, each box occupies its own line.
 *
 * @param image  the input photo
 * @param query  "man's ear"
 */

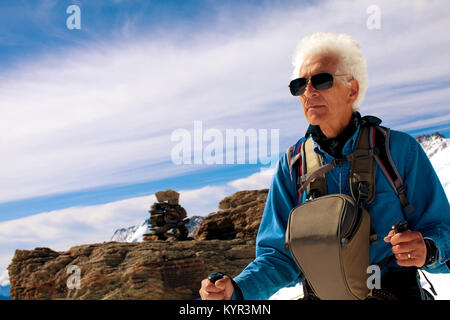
xmin=347 ymin=78 xmax=359 ymax=105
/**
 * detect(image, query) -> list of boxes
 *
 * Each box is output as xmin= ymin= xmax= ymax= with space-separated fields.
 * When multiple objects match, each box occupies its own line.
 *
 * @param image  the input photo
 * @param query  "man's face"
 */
xmin=298 ymin=54 xmax=357 ymax=134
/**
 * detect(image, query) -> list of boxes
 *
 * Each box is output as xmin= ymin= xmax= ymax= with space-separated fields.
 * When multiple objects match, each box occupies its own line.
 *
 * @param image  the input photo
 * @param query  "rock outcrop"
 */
xmin=8 ymin=188 xmax=269 ymax=300
xmin=195 ymin=189 xmax=268 ymax=240
xmin=8 ymin=239 xmax=255 ymax=300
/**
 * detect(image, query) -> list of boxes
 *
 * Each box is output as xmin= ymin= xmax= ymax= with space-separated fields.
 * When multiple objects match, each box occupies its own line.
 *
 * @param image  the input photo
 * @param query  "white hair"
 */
xmin=291 ymin=32 xmax=368 ymax=111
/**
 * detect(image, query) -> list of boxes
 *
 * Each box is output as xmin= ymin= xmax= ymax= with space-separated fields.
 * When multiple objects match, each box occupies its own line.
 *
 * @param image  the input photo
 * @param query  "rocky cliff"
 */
xmin=8 ymin=189 xmax=267 ymax=300
xmin=8 ymin=240 xmax=255 ymax=300
xmin=195 ymin=189 xmax=268 ymax=240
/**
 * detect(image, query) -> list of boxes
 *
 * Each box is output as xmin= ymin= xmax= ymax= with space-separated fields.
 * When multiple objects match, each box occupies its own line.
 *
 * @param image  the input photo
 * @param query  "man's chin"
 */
xmin=306 ymin=112 xmax=328 ymax=126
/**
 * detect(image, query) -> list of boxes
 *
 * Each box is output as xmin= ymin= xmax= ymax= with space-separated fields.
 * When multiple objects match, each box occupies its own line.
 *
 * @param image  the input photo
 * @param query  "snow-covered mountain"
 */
xmin=110 ymin=216 xmax=204 ymax=242
xmin=417 ymin=133 xmax=447 ymax=158
xmin=110 ymin=225 xmax=139 ymax=242
xmin=417 ymin=133 xmax=450 ymax=198
xmin=186 ymin=216 xmax=205 ymax=238
xmin=110 ymin=219 xmax=150 ymax=242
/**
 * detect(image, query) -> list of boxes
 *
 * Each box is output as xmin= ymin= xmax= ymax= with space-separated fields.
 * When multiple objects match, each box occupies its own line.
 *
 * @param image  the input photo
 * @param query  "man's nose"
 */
xmin=303 ymin=80 xmax=319 ymax=97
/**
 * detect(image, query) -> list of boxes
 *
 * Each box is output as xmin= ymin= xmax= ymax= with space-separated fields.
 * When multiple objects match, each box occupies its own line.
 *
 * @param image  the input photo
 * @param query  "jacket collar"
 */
xmin=305 ymin=112 xmax=362 ymax=158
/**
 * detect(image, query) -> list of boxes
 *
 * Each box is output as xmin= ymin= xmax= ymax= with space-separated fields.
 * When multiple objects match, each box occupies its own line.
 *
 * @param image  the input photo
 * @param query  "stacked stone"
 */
xmin=143 ymin=190 xmax=191 ymax=241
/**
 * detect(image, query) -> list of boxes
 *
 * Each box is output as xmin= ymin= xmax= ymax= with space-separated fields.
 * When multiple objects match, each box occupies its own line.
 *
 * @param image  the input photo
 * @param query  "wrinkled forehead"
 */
xmin=298 ymin=53 xmax=339 ymax=78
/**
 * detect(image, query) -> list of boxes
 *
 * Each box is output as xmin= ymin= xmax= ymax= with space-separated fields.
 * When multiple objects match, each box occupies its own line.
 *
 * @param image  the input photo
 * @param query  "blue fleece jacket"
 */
xmin=232 ymin=125 xmax=450 ymax=300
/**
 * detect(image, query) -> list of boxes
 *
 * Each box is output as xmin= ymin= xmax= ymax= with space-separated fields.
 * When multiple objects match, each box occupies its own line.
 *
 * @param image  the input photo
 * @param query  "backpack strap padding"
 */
xmin=350 ymin=126 xmax=376 ymax=204
xmin=304 ymin=138 xmax=327 ymax=198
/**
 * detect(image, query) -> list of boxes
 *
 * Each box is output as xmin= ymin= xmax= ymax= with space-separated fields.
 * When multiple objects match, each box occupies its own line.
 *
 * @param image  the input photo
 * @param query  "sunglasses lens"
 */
xmin=289 ymin=78 xmax=307 ymax=96
xmin=312 ymin=73 xmax=334 ymax=90
xmin=289 ymin=73 xmax=335 ymax=96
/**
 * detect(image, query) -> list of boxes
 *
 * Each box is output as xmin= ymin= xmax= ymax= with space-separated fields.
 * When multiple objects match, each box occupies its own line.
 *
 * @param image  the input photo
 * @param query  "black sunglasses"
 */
xmin=288 ymin=72 xmax=349 ymax=96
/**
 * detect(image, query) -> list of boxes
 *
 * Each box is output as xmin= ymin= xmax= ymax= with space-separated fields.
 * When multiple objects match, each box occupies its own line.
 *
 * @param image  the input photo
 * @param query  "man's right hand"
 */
xmin=199 ymin=275 xmax=234 ymax=300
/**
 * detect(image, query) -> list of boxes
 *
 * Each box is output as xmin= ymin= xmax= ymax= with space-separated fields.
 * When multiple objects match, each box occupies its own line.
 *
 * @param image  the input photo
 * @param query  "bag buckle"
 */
xmin=357 ymin=182 xmax=369 ymax=205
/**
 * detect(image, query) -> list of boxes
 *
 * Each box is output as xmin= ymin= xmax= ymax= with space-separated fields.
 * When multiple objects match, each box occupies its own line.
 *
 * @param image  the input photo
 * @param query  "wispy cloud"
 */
xmin=228 ymin=168 xmax=276 ymax=191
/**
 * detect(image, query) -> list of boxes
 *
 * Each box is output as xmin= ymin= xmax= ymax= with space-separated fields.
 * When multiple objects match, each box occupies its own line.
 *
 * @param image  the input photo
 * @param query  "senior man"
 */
xmin=199 ymin=32 xmax=449 ymax=300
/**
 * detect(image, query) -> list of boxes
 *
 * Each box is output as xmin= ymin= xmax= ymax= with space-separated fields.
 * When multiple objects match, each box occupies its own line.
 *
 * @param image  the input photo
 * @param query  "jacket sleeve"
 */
xmin=400 ymin=133 xmax=450 ymax=273
xmin=232 ymin=152 xmax=301 ymax=299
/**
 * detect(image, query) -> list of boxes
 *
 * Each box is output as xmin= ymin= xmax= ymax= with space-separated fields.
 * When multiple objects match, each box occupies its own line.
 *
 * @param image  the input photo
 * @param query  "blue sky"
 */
xmin=0 ymin=0 xmax=450 ymax=284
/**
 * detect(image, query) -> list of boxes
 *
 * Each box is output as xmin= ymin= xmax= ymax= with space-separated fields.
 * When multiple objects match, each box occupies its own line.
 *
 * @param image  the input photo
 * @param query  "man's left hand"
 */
xmin=384 ymin=230 xmax=427 ymax=267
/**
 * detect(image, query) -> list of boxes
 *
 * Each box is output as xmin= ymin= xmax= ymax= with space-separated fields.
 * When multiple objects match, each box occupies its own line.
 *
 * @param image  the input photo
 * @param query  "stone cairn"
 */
xmin=143 ymin=189 xmax=191 ymax=241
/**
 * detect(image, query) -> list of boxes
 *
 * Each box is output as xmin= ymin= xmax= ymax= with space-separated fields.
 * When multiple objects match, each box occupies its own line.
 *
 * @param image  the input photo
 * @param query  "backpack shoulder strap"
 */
xmin=287 ymin=139 xmax=303 ymax=185
xmin=350 ymin=125 xmax=376 ymax=205
xmin=303 ymin=137 xmax=327 ymax=198
xmin=287 ymin=137 xmax=328 ymax=203
xmin=370 ymin=126 xmax=415 ymax=216
xmin=287 ymin=138 xmax=305 ymax=204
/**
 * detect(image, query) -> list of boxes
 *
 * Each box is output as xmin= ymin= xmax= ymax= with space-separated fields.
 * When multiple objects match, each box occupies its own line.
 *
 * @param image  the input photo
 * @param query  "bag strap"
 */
xmin=303 ymin=138 xmax=327 ymax=199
